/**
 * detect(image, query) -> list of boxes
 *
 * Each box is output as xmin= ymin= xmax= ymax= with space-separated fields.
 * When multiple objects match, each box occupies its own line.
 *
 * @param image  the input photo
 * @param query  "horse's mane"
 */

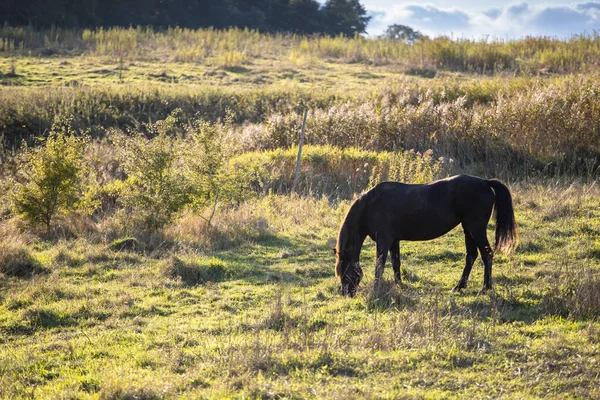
xmin=335 ymin=192 xmax=370 ymax=277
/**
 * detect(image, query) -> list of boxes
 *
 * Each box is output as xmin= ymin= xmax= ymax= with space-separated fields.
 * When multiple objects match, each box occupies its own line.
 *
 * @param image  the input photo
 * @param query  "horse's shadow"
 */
xmin=357 ymin=275 xmax=555 ymax=324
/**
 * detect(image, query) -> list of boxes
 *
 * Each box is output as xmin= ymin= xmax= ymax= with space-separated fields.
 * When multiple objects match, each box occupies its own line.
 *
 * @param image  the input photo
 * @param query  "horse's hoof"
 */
xmin=452 ymin=282 xmax=466 ymax=292
xmin=477 ymin=287 xmax=492 ymax=296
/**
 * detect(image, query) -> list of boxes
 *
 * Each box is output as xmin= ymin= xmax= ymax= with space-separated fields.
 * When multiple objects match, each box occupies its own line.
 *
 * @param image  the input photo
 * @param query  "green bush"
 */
xmin=184 ymin=118 xmax=253 ymax=224
xmin=110 ymin=110 xmax=246 ymax=232
xmin=11 ymin=119 xmax=91 ymax=230
xmin=110 ymin=111 xmax=191 ymax=232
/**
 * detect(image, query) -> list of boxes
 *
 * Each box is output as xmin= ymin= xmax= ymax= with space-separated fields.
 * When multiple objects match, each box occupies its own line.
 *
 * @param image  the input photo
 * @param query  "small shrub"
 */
xmin=11 ymin=118 xmax=91 ymax=231
xmin=110 ymin=111 xmax=191 ymax=232
xmin=183 ymin=118 xmax=248 ymax=225
xmin=110 ymin=111 xmax=243 ymax=233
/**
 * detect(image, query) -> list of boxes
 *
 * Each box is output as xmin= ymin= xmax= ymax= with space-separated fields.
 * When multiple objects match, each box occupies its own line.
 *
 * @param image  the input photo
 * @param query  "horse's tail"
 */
xmin=487 ymin=179 xmax=518 ymax=255
xmin=335 ymin=194 xmax=368 ymax=277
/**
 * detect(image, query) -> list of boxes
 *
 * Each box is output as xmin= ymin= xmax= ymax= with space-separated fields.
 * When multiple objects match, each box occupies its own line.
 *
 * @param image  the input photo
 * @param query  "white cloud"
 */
xmin=366 ymin=2 xmax=600 ymax=38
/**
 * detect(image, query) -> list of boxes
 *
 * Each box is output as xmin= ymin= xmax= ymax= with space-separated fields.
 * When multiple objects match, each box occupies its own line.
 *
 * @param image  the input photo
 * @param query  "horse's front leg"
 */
xmin=390 ymin=240 xmax=401 ymax=285
xmin=374 ymin=236 xmax=391 ymax=292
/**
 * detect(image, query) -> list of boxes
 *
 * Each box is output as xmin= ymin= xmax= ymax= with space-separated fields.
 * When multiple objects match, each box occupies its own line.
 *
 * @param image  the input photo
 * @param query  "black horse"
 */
xmin=335 ymin=175 xmax=518 ymax=296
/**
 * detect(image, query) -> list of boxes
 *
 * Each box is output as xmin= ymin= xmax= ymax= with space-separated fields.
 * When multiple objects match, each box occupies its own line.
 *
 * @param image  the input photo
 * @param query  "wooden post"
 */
xmin=291 ymin=109 xmax=308 ymax=194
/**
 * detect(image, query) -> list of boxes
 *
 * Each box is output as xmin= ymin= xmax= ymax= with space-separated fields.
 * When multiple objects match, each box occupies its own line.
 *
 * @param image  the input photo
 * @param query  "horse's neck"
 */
xmin=344 ymin=229 xmax=366 ymax=261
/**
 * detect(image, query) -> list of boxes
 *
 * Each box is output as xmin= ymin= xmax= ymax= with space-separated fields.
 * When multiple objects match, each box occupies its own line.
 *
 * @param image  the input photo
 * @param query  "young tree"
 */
xmin=110 ymin=111 xmax=191 ymax=232
xmin=12 ymin=120 xmax=90 ymax=231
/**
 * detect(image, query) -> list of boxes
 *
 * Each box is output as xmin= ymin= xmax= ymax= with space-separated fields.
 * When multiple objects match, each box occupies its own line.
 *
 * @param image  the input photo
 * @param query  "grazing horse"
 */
xmin=335 ymin=175 xmax=518 ymax=296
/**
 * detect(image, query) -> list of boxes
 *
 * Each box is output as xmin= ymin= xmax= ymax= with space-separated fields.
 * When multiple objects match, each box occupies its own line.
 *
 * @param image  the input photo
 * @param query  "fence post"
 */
xmin=291 ymin=109 xmax=308 ymax=195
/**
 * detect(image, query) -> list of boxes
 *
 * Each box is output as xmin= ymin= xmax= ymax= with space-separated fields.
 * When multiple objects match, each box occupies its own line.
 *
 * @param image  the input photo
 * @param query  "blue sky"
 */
xmin=361 ymin=1 xmax=600 ymax=38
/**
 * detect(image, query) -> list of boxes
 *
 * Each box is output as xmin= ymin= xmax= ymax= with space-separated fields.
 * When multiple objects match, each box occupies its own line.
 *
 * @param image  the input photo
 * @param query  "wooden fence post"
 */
xmin=291 ymin=109 xmax=308 ymax=194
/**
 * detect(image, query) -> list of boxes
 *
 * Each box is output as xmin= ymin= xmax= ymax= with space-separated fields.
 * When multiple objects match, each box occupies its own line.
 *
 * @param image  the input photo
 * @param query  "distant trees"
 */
xmin=0 ymin=0 xmax=371 ymax=36
xmin=382 ymin=24 xmax=425 ymax=43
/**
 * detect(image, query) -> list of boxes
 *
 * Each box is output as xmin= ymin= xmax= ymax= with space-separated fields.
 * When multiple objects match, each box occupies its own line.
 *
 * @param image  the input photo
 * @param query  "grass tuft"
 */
xmin=541 ymin=268 xmax=600 ymax=318
xmin=163 ymin=255 xmax=228 ymax=286
xmin=0 ymin=222 xmax=45 ymax=277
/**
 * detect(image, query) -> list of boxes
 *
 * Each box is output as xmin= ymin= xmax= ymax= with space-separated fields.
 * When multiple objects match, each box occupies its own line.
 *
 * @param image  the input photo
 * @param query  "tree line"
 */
xmin=0 ymin=0 xmax=370 ymax=36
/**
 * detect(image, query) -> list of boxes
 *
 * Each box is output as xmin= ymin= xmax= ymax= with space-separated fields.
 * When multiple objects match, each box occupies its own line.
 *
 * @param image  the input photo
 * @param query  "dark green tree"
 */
xmin=0 ymin=0 xmax=371 ymax=36
xmin=323 ymin=0 xmax=370 ymax=36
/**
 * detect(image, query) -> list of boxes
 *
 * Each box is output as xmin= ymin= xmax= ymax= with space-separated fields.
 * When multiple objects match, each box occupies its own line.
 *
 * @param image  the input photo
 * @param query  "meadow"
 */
xmin=0 ymin=27 xmax=600 ymax=399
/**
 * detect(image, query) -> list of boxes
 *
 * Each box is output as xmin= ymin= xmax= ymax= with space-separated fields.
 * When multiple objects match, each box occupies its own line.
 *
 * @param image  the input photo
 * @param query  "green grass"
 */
xmin=1 ymin=187 xmax=599 ymax=398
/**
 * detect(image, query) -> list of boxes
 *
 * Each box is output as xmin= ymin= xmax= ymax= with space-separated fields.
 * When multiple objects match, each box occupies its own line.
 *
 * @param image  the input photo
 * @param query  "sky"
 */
xmin=361 ymin=1 xmax=600 ymax=38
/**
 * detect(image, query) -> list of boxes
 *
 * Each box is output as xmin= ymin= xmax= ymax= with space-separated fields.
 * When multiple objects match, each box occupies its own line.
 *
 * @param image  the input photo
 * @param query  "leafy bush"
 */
xmin=11 ymin=119 xmax=91 ymax=230
xmin=110 ymin=110 xmax=246 ymax=233
xmin=183 ymin=119 xmax=248 ymax=224
xmin=110 ymin=111 xmax=192 ymax=232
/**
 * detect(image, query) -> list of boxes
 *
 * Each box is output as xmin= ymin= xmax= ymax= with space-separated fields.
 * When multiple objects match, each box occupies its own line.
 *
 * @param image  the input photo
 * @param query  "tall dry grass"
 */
xmin=0 ymin=220 xmax=42 ymax=277
xmin=254 ymin=76 xmax=600 ymax=176
xmin=3 ymin=26 xmax=600 ymax=73
xmin=3 ymin=73 xmax=597 ymax=176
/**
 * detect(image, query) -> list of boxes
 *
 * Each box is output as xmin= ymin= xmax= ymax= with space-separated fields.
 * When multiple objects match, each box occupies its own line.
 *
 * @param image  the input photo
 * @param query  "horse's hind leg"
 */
xmin=469 ymin=227 xmax=494 ymax=295
xmin=390 ymin=240 xmax=401 ymax=284
xmin=453 ymin=227 xmax=478 ymax=292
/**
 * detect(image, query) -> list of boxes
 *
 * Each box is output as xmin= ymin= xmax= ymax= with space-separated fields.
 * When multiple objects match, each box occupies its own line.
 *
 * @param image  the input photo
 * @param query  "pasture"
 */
xmin=1 ymin=28 xmax=600 ymax=399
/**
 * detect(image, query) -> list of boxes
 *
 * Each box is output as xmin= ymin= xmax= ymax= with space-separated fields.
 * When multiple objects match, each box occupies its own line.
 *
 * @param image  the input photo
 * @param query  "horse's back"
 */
xmin=363 ymin=175 xmax=495 ymax=241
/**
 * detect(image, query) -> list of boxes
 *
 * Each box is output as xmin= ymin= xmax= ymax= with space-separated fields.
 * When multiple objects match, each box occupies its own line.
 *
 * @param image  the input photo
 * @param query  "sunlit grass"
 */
xmin=1 ymin=186 xmax=599 ymax=398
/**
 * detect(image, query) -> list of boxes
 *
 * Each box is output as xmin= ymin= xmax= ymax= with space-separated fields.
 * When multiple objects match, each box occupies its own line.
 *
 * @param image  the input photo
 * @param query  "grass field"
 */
xmin=1 ymin=27 xmax=600 ymax=399
xmin=1 ymin=189 xmax=600 ymax=398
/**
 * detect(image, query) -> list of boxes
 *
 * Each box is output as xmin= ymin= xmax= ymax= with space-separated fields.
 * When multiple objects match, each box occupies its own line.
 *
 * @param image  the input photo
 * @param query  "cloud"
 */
xmin=507 ymin=3 xmax=529 ymax=18
xmin=483 ymin=8 xmax=502 ymax=20
xmin=366 ymin=2 xmax=600 ymax=38
xmin=403 ymin=5 xmax=470 ymax=31
xmin=577 ymin=2 xmax=600 ymax=11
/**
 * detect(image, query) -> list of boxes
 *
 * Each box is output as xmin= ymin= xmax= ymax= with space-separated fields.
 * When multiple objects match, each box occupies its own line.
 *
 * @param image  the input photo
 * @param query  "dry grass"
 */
xmin=4 ymin=26 xmax=600 ymax=74
xmin=166 ymin=206 xmax=270 ymax=250
xmin=0 ymin=220 xmax=43 ymax=277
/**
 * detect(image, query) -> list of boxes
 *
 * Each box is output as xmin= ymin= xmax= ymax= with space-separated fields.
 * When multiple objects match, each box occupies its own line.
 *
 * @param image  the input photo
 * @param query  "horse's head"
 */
xmin=335 ymin=250 xmax=363 ymax=296
xmin=335 ymin=197 xmax=367 ymax=297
